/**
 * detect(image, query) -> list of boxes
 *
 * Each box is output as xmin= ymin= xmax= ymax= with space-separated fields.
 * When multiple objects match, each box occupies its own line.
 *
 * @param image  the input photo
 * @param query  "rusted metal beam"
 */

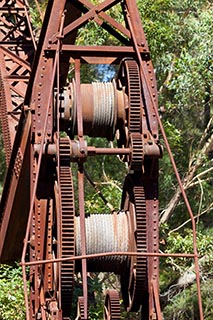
xmin=0 ymin=111 xmax=31 ymax=262
xmin=50 ymin=0 xmax=121 ymax=44
xmin=74 ymin=0 xmax=131 ymax=44
xmin=46 ymin=44 xmax=150 ymax=60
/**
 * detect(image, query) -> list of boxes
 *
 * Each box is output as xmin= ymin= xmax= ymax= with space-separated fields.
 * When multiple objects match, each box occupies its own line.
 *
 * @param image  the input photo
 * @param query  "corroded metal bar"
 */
xmin=21 ymin=251 xmax=198 ymax=267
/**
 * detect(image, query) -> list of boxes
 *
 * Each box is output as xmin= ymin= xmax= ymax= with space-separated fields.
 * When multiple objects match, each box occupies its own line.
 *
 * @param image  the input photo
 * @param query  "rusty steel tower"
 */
xmin=0 ymin=1 xmax=204 ymax=319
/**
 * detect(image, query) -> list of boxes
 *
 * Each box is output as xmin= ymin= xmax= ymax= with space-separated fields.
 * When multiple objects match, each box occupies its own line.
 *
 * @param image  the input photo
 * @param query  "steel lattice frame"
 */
xmin=0 ymin=1 xmax=204 ymax=320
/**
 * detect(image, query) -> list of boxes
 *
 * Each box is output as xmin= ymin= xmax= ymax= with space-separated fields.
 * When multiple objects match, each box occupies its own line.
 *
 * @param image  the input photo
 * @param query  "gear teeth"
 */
xmin=104 ymin=289 xmax=121 ymax=320
xmin=134 ymin=186 xmax=148 ymax=293
xmin=121 ymin=175 xmax=148 ymax=312
xmin=75 ymin=296 xmax=84 ymax=319
xmin=59 ymin=137 xmax=75 ymax=316
xmin=130 ymin=133 xmax=144 ymax=171
xmin=125 ymin=60 xmax=142 ymax=134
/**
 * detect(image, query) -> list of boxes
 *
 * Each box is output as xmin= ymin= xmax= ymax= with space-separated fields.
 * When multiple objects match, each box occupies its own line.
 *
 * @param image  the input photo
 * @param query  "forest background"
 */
xmin=0 ymin=0 xmax=212 ymax=319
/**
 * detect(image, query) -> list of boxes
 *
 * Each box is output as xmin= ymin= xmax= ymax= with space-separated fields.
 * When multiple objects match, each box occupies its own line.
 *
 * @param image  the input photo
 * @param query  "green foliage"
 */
xmin=0 ymin=264 xmax=25 ymax=320
xmin=163 ymin=280 xmax=213 ymax=319
xmin=164 ymin=228 xmax=213 ymax=269
xmin=29 ymin=0 xmax=47 ymax=33
xmin=84 ymin=179 xmax=122 ymax=213
xmin=76 ymin=0 xmax=124 ymax=46
xmin=72 ymin=137 xmax=127 ymax=214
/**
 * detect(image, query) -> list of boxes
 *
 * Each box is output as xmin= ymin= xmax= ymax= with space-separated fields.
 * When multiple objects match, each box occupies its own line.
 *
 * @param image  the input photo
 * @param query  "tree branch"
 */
xmin=160 ymin=255 xmax=210 ymax=309
xmin=158 ymin=57 xmax=176 ymax=96
xmin=160 ymin=121 xmax=213 ymax=224
xmin=168 ymin=202 xmax=213 ymax=234
xmin=186 ymin=165 xmax=213 ymax=188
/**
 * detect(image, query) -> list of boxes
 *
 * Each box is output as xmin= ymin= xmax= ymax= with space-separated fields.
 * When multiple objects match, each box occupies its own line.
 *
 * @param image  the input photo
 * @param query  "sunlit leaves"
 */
xmin=0 ymin=264 xmax=25 ymax=320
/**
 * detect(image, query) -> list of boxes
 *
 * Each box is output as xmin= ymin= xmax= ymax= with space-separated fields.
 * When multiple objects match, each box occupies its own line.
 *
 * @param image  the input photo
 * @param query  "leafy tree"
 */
xmin=0 ymin=264 xmax=25 ymax=320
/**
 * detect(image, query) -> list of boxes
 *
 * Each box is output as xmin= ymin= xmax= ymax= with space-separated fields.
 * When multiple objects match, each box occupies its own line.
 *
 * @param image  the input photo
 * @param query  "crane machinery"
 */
xmin=0 ymin=1 xmax=204 ymax=319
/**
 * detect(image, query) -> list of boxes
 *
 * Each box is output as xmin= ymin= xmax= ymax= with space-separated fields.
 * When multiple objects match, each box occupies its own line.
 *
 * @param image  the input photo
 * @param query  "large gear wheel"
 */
xmin=116 ymin=59 xmax=145 ymax=171
xmin=125 ymin=59 xmax=142 ymax=134
xmin=75 ymin=296 xmax=84 ymax=320
xmin=117 ymin=59 xmax=142 ymax=147
xmin=121 ymin=174 xmax=148 ymax=312
xmin=104 ymin=289 xmax=121 ymax=320
xmin=58 ymin=137 xmax=75 ymax=317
